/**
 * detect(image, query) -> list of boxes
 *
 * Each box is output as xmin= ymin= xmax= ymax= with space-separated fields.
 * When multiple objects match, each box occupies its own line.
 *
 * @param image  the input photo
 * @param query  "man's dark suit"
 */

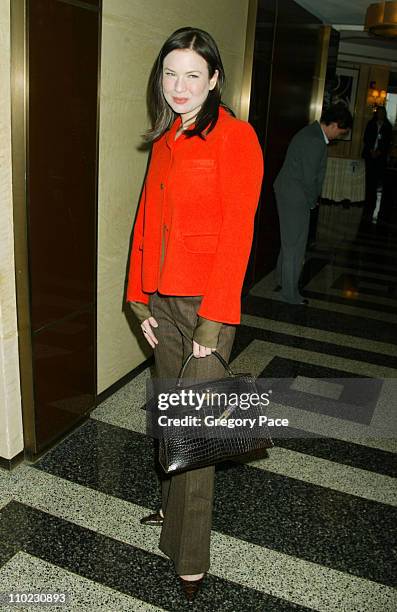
xmin=274 ymin=121 xmax=328 ymax=304
xmin=362 ymin=117 xmax=392 ymax=222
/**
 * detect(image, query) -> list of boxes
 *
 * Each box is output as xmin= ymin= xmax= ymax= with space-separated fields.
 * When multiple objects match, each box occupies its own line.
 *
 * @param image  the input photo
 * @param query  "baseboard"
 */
xmin=0 ymin=450 xmax=24 ymax=471
xmin=0 ymin=357 xmax=153 ymax=471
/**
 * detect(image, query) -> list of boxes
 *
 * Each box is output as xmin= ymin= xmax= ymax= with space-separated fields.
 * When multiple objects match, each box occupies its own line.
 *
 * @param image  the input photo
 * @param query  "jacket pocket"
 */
xmin=180 ymin=159 xmax=216 ymax=171
xmin=138 ymin=238 xmax=144 ymax=251
xmin=182 ymin=233 xmax=218 ymax=254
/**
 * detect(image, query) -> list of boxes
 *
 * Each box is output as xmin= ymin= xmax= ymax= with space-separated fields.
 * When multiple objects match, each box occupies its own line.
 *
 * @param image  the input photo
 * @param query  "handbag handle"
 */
xmin=176 ymin=350 xmax=235 ymax=386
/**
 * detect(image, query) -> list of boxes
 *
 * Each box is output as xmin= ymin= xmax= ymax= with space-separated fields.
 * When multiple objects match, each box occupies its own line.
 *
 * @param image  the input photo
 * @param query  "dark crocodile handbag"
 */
xmin=157 ymin=351 xmax=273 ymax=473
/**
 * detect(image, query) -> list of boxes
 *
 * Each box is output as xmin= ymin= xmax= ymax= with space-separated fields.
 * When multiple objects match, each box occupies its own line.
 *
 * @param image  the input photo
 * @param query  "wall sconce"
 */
xmin=367 ymin=81 xmax=387 ymax=108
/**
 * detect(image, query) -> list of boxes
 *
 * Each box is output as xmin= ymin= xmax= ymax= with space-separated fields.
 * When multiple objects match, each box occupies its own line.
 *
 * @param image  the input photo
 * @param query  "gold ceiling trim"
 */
xmin=365 ymin=1 xmax=397 ymax=37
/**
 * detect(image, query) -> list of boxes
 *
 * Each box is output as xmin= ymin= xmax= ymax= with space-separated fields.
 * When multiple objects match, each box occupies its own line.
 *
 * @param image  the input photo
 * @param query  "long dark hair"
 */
xmin=144 ymin=27 xmax=232 ymax=142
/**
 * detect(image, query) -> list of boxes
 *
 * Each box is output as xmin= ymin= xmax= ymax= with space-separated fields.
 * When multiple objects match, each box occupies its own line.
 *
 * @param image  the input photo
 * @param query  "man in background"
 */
xmin=362 ymin=106 xmax=392 ymax=225
xmin=274 ymin=104 xmax=353 ymax=305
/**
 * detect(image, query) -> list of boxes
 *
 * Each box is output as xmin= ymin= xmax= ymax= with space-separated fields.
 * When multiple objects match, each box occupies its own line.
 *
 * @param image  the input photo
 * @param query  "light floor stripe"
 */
xmin=6 ymin=466 xmax=396 ymax=612
xmin=231 ymin=337 xmax=397 ymax=378
xmin=241 ymin=313 xmax=397 ymax=358
xmin=0 ymin=469 xmax=19 ymax=511
xmin=92 ymin=396 xmax=396 ymax=503
xmin=93 ymin=341 xmax=397 ymax=452
xmin=245 ymin=447 xmax=397 ymax=506
xmin=0 ymin=551 xmax=164 ymax=612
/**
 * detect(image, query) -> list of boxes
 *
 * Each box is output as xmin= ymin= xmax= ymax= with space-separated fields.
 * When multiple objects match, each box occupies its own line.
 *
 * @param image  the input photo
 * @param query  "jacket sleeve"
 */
xmin=379 ymin=123 xmax=392 ymax=155
xmin=197 ymin=121 xmax=263 ymax=324
xmin=300 ymin=138 xmax=326 ymax=206
xmin=362 ymin=121 xmax=374 ymax=158
xmin=126 ymin=184 xmax=149 ymax=304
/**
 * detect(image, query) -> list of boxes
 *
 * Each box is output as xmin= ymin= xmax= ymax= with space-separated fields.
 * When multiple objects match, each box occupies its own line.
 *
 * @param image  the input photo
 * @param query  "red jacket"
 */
xmin=126 ymin=107 xmax=263 ymax=324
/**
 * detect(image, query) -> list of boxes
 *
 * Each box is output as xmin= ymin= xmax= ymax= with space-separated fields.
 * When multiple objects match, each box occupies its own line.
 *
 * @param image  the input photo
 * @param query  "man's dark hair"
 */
xmin=320 ymin=103 xmax=353 ymax=129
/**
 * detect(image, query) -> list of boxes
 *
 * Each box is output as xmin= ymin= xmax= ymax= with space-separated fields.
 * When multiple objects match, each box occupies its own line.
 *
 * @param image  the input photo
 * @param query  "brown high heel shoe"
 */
xmin=179 ymin=574 xmax=205 ymax=603
xmin=140 ymin=510 xmax=164 ymax=526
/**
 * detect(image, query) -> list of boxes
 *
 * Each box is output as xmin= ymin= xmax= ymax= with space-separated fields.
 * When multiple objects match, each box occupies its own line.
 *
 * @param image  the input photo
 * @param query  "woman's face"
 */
xmin=162 ymin=49 xmax=218 ymax=124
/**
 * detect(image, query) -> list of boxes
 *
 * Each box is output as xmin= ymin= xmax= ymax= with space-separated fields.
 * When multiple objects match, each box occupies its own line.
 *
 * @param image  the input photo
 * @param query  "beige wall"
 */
xmin=330 ymin=62 xmax=390 ymax=160
xmin=0 ymin=0 xmax=252 ymax=459
xmin=0 ymin=0 xmax=24 ymax=460
xmin=97 ymin=0 xmax=251 ymax=392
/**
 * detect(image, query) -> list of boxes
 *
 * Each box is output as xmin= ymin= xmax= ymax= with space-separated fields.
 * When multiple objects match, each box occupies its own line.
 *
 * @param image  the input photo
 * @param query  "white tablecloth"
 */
xmin=321 ymin=157 xmax=365 ymax=202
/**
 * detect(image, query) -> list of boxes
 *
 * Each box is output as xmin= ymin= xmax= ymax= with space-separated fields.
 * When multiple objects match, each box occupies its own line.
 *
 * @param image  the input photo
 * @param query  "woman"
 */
xmin=126 ymin=27 xmax=263 ymax=601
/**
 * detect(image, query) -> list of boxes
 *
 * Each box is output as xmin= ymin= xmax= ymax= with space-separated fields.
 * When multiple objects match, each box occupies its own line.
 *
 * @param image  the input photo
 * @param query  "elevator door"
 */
xmin=27 ymin=0 xmax=100 ymax=455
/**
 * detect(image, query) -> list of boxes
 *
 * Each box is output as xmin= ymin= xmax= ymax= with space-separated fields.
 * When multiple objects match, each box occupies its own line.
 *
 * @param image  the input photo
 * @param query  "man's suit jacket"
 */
xmin=362 ymin=118 xmax=392 ymax=163
xmin=274 ymin=121 xmax=328 ymax=210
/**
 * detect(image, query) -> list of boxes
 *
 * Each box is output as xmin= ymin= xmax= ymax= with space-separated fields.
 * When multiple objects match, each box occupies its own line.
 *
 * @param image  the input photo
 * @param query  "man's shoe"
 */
xmin=179 ymin=575 xmax=205 ymax=603
xmin=140 ymin=511 xmax=164 ymax=526
xmin=300 ymin=299 xmax=309 ymax=305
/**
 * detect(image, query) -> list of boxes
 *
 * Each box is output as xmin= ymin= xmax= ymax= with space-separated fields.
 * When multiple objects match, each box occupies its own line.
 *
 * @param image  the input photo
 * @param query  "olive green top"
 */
xmin=128 ymin=301 xmax=222 ymax=348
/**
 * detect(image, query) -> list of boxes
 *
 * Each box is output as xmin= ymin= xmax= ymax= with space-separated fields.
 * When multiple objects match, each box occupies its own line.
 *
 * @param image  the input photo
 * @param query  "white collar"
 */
xmin=319 ymin=122 xmax=329 ymax=144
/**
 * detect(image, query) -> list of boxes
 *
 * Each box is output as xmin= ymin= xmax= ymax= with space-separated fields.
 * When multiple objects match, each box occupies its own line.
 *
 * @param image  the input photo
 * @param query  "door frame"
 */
xmin=10 ymin=0 xmax=102 ymax=461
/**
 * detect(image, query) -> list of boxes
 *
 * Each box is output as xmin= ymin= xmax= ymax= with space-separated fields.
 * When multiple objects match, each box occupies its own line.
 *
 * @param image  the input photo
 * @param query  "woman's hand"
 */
xmin=192 ymin=340 xmax=216 ymax=358
xmin=141 ymin=317 xmax=159 ymax=349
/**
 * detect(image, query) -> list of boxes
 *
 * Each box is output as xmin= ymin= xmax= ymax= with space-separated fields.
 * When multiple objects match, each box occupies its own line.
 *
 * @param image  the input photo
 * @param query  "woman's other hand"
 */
xmin=192 ymin=340 xmax=216 ymax=358
xmin=192 ymin=316 xmax=222 ymax=357
xmin=129 ymin=301 xmax=158 ymax=348
xmin=141 ymin=317 xmax=159 ymax=349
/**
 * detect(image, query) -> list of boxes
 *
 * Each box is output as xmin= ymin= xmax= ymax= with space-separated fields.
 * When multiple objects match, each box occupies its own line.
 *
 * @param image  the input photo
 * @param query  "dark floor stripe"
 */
xmin=0 ymin=502 xmax=311 ymax=612
xmin=32 ymin=419 xmax=397 ymax=586
xmin=331 ymin=274 xmax=396 ymax=300
xmin=333 ymin=273 xmax=396 ymax=289
xmin=212 ymin=462 xmax=397 ymax=587
xmin=242 ymin=295 xmax=397 ymax=344
xmin=0 ymin=541 xmax=16 ymax=568
xmin=275 ymin=434 xmax=396 ymax=478
xmin=261 ymin=356 xmax=368 ymax=379
xmin=302 ymin=255 xmax=397 ymax=303
xmin=302 ymin=288 xmax=397 ymax=314
xmin=308 ymin=254 xmax=397 ymax=278
xmin=232 ymin=324 xmax=397 ymax=369
xmin=312 ymin=246 xmax=397 ymax=268
xmin=300 ymin=257 xmax=329 ymax=287
xmin=259 ymin=357 xmax=380 ymax=425
xmin=351 ymin=235 xmax=397 ymax=250
xmin=340 ymin=284 xmax=396 ymax=300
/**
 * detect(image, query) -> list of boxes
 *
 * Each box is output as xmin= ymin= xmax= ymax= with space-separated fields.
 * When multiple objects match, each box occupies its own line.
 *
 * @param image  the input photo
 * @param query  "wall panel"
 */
xmin=97 ymin=0 xmax=251 ymax=392
xmin=0 ymin=0 xmax=24 ymax=461
xmin=329 ymin=62 xmax=390 ymax=160
xmin=247 ymin=0 xmax=324 ymax=285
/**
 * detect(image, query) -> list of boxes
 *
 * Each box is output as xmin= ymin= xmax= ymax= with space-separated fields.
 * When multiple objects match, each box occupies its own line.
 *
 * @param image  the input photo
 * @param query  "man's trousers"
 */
xmin=276 ymin=197 xmax=310 ymax=304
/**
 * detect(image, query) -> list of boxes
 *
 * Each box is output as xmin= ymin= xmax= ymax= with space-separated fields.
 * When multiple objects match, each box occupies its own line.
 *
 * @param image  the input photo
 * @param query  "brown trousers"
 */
xmin=149 ymin=293 xmax=236 ymax=574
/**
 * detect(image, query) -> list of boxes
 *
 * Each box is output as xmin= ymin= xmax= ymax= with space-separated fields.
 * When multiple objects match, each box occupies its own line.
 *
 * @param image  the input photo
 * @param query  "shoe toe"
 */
xmin=140 ymin=511 xmax=164 ymax=526
xmin=179 ymin=576 xmax=205 ymax=602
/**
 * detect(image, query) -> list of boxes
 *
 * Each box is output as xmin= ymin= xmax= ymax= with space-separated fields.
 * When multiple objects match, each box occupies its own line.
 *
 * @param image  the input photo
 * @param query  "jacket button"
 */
xmin=160 ymin=182 xmax=165 ymax=190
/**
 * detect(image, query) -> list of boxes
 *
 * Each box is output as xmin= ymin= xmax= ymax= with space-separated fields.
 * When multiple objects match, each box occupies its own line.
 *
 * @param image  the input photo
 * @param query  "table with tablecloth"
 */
xmin=316 ymin=157 xmax=366 ymax=246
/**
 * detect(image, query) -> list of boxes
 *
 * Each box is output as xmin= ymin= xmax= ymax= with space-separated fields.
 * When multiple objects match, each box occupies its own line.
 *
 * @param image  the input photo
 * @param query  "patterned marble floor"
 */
xmin=1 ymin=220 xmax=397 ymax=611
